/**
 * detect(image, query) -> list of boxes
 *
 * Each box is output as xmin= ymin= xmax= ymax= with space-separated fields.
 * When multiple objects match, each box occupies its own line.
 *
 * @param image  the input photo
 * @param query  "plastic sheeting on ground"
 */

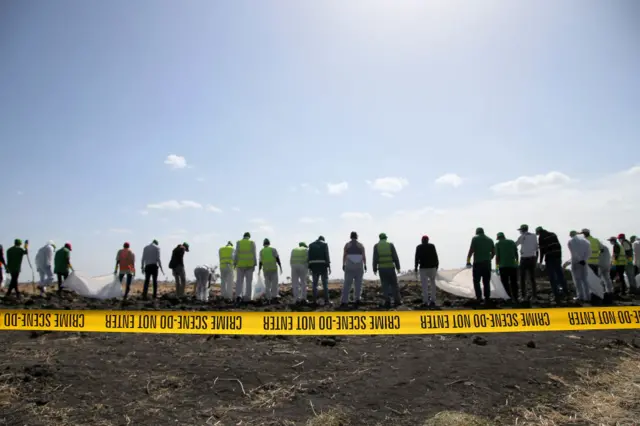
xmin=565 ymin=265 xmax=604 ymax=299
xmin=398 ymin=268 xmax=510 ymax=300
xmin=63 ymin=273 xmax=122 ymax=300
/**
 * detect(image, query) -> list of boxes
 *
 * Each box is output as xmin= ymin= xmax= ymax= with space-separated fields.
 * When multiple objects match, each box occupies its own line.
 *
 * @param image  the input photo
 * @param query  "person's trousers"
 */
xmin=57 ymin=273 xmax=68 ymax=293
xmin=6 ymin=272 xmax=20 ymax=296
xmin=419 ymin=268 xmax=438 ymax=304
xmin=472 ymin=261 xmax=491 ymax=301
xmin=194 ymin=268 xmax=210 ymax=302
xmin=143 ymin=265 xmax=159 ymax=298
xmin=119 ymin=273 xmax=134 ymax=298
xmin=172 ymin=266 xmax=187 ymax=297
xmin=38 ymin=266 xmax=54 ymax=290
xmin=311 ymin=267 xmax=329 ymax=302
xmin=235 ymin=267 xmax=254 ymax=301
xmin=499 ymin=267 xmax=518 ymax=300
xmin=588 ymin=264 xmax=599 ymax=276
xmin=625 ymin=264 xmax=637 ymax=292
xmin=341 ymin=263 xmax=364 ymax=304
xmin=545 ymin=257 xmax=567 ymax=301
xmin=600 ymin=266 xmax=614 ymax=294
xmin=291 ymin=264 xmax=308 ymax=301
xmin=379 ymin=268 xmax=401 ymax=305
xmin=571 ymin=264 xmax=590 ymax=301
xmin=263 ymin=270 xmax=279 ymax=300
xmin=219 ymin=265 xmax=234 ymax=300
xmin=519 ymin=256 xmax=537 ymax=298
xmin=611 ymin=266 xmax=627 ymax=294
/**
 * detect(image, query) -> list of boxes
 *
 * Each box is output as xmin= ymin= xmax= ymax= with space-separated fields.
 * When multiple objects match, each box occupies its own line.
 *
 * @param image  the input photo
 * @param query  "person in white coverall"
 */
xmin=566 ymin=230 xmax=592 ymax=302
xmin=598 ymin=243 xmax=614 ymax=303
xmin=35 ymin=241 xmax=56 ymax=294
xmin=218 ymin=241 xmax=235 ymax=301
xmin=194 ymin=265 xmax=214 ymax=302
xmin=632 ymin=235 xmax=640 ymax=276
xmin=290 ymin=242 xmax=309 ymax=303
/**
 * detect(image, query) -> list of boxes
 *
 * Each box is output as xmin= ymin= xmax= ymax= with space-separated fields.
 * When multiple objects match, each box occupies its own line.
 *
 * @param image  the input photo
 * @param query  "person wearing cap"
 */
xmin=234 ymin=232 xmax=257 ymax=303
xmin=308 ymin=236 xmax=331 ymax=305
xmin=536 ymin=227 xmax=567 ymax=303
xmin=341 ymin=231 xmax=367 ymax=307
xmin=141 ymin=239 xmax=164 ymax=300
xmin=515 ymin=224 xmax=539 ymax=300
xmin=218 ymin=241 xmax=235 ymax=302
xmin=35 ymin=240 xmax=56 ymax=295
xmin=632 ymin=235 xmax=639 ymax=276
xmin=373 ymin=233 xmax=402 ymax=308
xmin=5 ymin=239 xmax=28 ymax=298
xmin=259 ymin=238 xmax=282 ymax=303
xmin=193 ymin=264 xmax=215 ymax=302
xmin=414 ymin=235 xmax=439 ymax=307
xmin=578 ymin=229 xmax=604 ymax=276
xmin=115 ymin=242 xmax=136 ymax=299
xmin=567 ymin=230 xmax=592 ymax=303
xmin=466 ymin=227 xmax=495 ymax=304
xmin=54 ymin=242 xmax=73 ymax=295
xmin=290 ymin=242 xmax=309 ymax=303
xmin=169 ymin=242 xmax=190 ymax=297
xmin=495 ymin=232 xmax=519 ymax=302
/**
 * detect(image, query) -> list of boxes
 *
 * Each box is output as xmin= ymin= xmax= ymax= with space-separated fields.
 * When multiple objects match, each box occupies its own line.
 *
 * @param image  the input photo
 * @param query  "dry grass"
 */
xmin=517 ymin=354 xmax=640 ymax=425
xmin=306 ymin=406 xmax=352 ymax=426
xmin=423 ymin=411 xmax=493 ymax=426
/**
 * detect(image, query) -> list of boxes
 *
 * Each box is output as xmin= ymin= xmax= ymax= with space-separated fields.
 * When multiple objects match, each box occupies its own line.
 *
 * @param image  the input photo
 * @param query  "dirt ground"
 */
xmin=0 ymin=280 xmax=639 ymax=425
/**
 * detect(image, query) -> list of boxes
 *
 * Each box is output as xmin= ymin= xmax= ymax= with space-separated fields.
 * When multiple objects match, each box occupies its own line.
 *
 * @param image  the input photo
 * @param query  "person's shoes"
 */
xmin=339 ymin=303 xmax=348 ymax=310
xmin=354 ymin=300 xmax=361 ymax=309
xmin=429 ymin=301 xmax=436 ymax=308
xmin=382 ymin=301 xmax=391 ymax=309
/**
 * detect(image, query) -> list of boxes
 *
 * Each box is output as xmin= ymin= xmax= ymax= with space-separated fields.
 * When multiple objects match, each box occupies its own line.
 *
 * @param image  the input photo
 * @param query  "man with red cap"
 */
xmin=414 ymin=235 xmax=439 ymax=307
xmin=115 ymin=242 xmax=136 ymax=299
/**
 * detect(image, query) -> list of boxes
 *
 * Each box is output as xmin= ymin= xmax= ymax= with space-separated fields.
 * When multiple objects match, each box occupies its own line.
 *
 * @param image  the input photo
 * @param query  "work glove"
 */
xmin=396 ymin=268 xmax=400 ymax=274
xmin=578 ymin=260 xmax=586 ymax=266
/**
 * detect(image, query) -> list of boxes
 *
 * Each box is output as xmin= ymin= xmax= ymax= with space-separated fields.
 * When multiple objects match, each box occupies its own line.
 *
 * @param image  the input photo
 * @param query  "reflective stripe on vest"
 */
xmin=118 ymin=249 xmax=135 ymax=273
xmin=219 ymin=246 xmax=234 ymax=268
xmin=260 ymin=247 xmax=277 ymax=271
xmin=586 ymin=236 xmax=600 ymax=265
xmin=376 ymin=241 xmax=394 ymax=269
xmin=236 ymin=239 xmax=255 ymax=268
xmin=291 ymin=247 xmax=308 ymax=265
xmin=621 ymin=240 xmax=633 ymax=264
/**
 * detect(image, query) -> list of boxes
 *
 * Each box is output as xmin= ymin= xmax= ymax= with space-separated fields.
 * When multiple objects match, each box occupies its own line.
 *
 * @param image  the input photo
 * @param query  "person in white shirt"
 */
xmin=516 ymin=224 xmax=539 ymax=300
xmin=598 ymin=244 xmax=614 ymax=303
xmin=193 ymin=265 xmax=214 ymax=302
xmin=567 ymin=230 xmax=592 ymax=302
xmin=35 ymin=241 xmax=56 ymax=295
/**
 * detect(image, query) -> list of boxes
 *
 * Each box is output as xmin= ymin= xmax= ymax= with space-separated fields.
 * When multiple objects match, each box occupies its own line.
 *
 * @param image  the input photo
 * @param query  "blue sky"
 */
xmin=1 ymin=0 xmax=638 ymax=280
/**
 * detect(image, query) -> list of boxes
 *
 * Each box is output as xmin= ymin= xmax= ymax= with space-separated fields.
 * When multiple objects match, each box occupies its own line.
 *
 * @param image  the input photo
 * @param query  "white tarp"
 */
xmin=565 ymin=265 xmax=604 ymax=299
xmin=398 ymin=268 xmax=510 ymax=300
xmin=63 ymin=273 xmax=122 ymax=300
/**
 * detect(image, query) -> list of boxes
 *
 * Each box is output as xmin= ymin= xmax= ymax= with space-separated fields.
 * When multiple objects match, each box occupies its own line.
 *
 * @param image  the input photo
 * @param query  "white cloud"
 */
xmin=434 ymin=173 xmax=463 ymax=188
xmin=490 ymin=171 xmax=573 ymax=195
xmin=367 ymin=177 xmax=409 ymax=193
xmin=622 ymin=165 xmax=640 ymax=176
xmin=232 ymin=207 xmax=241 ymax=212
xmin=381 ymin=192 xmax=394 ymax=198
xmin=206 ymin=205 xmax=222 ymax=213
xmin=139 ymin=210 xmax=149 ymax=216
xmin=147 ymin=200 xmax=203 ymax=210
xmin=164 ymin=154 xmax=188 ymax=169
xmin=341 ymin=212 xmax=373 ymax=221
xmin=249 ymin=218 xmax=267 ymax=224
xmin=108 ymin=228 xmax=132 ymax=234
xmin=327 ymin=181 xmax=349 ymax=195
xmin=299 ymin=217 xmax=325 ymax=224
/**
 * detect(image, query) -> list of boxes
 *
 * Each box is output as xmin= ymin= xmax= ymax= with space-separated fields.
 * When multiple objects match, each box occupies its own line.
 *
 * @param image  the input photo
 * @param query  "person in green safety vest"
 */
xmin=290 ymin=242 xmax=309 ymax=304
xmin=608 ymin=236 xmax=629 ymax=295
xmin=218 ymin=241 xmax=235 ymax=302
xmin=259 ymin=238 xmax=282 ymax=304
xmin=372 ymin=233 xmax=402 ymax=308
xmin=578 ymin=229 xmax=604 ymax=277
xmin=618 ymin=233 xmax=638 ymax=294
xmin=234 ymin=232 xmax=257 ymax=304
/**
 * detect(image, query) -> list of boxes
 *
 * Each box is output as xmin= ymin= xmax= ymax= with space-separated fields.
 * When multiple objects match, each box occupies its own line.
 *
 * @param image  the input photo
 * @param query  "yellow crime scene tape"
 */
xmin=0 ymin=307 xmax=639 ymax=335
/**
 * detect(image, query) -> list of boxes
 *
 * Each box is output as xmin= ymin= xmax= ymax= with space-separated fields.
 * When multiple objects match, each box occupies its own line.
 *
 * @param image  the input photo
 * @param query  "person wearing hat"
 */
xmin=632 ymin=235 xmax=640 ymax=277
xmin=5 ymin=239 xmax=28 ymax=298
xmin=515 ymin=224 xmax=539 ymax=300
xmin=495 ymin=232 xmax=519 ymax=302
xmin=414 ymin=235 xmax=439 ymax=307
xmin=341 ymin=231 xmax=367 ymax=307
xmin=290 ymin=242 xmax=309 ymax=303
xmin=466 ymin=227 xmax=495 ymax=304
xmin=115 ymin=242 xmax=136 ymax=299
xmin=234 ymin=232 xmax=257 ymax=303
xmin=618 ymin=234 xmax=637 ymax=294
xmin=536 ymin=226 xmax=568 ymax=304
xmin=193 ymin=264 xmax=215 ymax=302
xmin=169 ymin=242 xmax=190 ymax=297
xmin=35 ymin=240 xmax=56 ymax=295
xmin=259 ymin=238 xmax=282 ymax=303
xmin=578 ymin=229 xmax=604 ymax=277
xmin=54 ymin=242 xmax=73 ymax=295
xmin=308 ymin=236 xmax=331 ymax=305
xmin=373 ymin=233 xmax=401 ymax=308
xmin=218 ymin=241 xmax=235 ymax=302
xmin=141 ymin=239 xmax=164 ymax=300
xmin=567 ymin=230 xmax=592 ymax=302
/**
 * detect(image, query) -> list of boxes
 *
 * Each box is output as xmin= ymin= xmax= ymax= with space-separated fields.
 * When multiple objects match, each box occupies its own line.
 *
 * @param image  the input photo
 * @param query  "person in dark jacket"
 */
xmin=536 ymin=226 xmax=568 ymax=303
xmin=414 ymin=235 xmax=439 ymax=307
xmin=495 ymin=232 xmax=519 ymax=301
xmin=5 ymin=239 xmax=28 ymax=298
xmin=308 ymin=236 xmax=331 ymax=305
xmin=169 ymin=242 xmax=189 ymax=297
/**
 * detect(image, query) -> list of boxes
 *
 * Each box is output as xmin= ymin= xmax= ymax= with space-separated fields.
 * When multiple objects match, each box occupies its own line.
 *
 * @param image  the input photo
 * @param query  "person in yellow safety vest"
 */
xmin=115 ymin=242 xmax=136 ymax=299
xmin=578 ymin=228 xmax=604 ymax=276
xmin=608 ymin=236 xmax=629 ymax=295
xmin=290 ymin=242 xmax=309 ymax=304
xmin=259 ymin=238 xmax=282 ymax=304
xmin=373 ymin=233 xmax=402 ymax=308
xmin=218 ymin=241 xmax=235 ymax=302
xmin=618 ymin=233 xmax=638 ymax=294
xmin=234 ymin=232 xmax=257 ymax=304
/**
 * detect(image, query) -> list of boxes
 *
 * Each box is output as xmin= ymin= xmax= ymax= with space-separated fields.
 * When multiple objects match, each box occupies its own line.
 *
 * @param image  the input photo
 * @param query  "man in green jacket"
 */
xmin=495 ymin=232 xmax=519 ymax=302
xmin=5 ymin=239 xmax=28 ymax=297
xmin=54 ymin=243 xmax=73 ymax=295
xmin=466 ymin=227 xmax=495 ymax=304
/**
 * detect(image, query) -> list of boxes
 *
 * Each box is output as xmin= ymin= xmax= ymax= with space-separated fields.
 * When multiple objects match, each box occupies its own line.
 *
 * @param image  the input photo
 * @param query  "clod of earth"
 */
xmin=472 ymin=336 xmax=487 ymax=346
xmin=526 ymin=341 xmax=536 ymax=348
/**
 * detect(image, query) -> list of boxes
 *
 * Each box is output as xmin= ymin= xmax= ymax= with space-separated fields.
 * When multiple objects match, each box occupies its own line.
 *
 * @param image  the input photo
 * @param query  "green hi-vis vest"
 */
xmin=621 ymin=240 xmax=634 ymax=265
xmin=236 ymin=239 xmax=256 ymax=268
xmin=613 ymin=243 xmax=627 ymax=266
xmin=291 ymin=247 xmax=308 ymax=265
xmin=260 ymin=247 xmax=278 ymax=272
xmin=219 ymin=246 xmax=234 ymax=268
xmin=586 ymin=236 xmax=601 ymax=265
xmin=376 ymin=240 xmax=394 ymax=269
